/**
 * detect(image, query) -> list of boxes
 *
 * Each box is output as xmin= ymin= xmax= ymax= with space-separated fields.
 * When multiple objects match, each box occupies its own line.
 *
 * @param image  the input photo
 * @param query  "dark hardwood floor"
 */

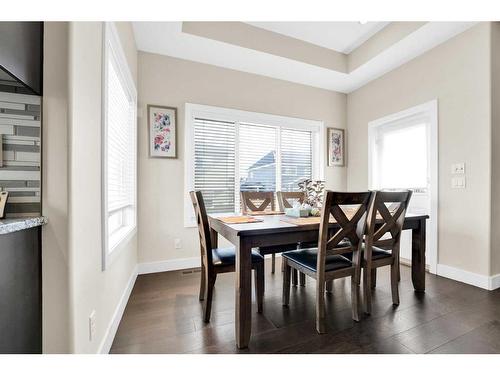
xmin=110 ymin=258 xmax=500 ymax=354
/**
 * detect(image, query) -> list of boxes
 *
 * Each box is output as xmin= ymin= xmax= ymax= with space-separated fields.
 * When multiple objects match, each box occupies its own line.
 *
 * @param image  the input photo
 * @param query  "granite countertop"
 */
xmin=0 ymin=216 xmax=48 ymax=235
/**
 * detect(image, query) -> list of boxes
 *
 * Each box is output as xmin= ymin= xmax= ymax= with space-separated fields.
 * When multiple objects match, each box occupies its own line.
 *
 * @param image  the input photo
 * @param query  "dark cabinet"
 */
xmin=0 ymin=22 xmax=43 ymax=95
xmin=0 ymin=227 xmax=42 ymax=353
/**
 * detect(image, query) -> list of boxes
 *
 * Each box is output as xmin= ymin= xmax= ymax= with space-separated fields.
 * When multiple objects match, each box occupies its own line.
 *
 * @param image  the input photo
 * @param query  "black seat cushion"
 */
xmin=212 ymin=247 xmax=264 ymax=266
xmin=282 ymin=248 xmax=352 ymax=273
xmin=343 ymin=245 xmax=392 ymax=260
xmin=257 ymin=243 xmax=298 ymax=255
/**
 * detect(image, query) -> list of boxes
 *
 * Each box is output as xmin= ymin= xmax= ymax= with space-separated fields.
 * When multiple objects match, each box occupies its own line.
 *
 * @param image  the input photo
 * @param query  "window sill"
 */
xmin=104 ymin=225 xmax=137 ymax=270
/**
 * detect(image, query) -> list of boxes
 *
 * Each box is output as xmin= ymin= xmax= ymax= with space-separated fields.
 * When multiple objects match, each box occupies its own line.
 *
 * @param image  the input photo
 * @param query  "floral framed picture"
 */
xmin=148 ymin=105 xmax=177 ymax=158
xmin=327 ymin=127 xmax=345 ymax=167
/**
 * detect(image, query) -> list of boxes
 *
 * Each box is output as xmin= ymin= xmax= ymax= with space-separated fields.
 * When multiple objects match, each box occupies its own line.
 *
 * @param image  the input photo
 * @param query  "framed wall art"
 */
xmin=148 ymin=104 xmax=177 ymax=158
xmin=327 ymin=127 xmax=345 ymax=167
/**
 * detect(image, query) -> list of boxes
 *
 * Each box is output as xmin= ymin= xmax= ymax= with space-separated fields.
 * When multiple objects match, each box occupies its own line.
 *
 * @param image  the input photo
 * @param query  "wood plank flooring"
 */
xmin=110 ymin=258 xmax=500 ymax=354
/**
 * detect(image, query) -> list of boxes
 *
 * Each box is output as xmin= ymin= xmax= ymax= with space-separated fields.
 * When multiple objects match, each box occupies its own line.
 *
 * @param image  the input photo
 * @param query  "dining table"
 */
xmin=208 ymin=211 xmax=429 ymax=349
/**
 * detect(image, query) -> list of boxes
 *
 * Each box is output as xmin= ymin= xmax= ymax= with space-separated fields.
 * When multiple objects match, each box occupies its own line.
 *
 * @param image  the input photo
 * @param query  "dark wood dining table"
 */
xmin=208 ymin=212 xmax=429 ymax=349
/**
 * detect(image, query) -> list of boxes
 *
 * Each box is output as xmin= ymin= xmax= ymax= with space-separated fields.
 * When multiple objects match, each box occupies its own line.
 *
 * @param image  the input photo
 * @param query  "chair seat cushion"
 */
xmin=371 ymin=246 xmax=392 ymax=260
xmin=282 ymin=248 xmax=352 ymax=273
xmin=257 ymin=243 xmax=298 ymax=255
xmin=212 ymin=247 xmax=264 ymax=266
xmin=343 ymin=245 xmax=392 ymax=260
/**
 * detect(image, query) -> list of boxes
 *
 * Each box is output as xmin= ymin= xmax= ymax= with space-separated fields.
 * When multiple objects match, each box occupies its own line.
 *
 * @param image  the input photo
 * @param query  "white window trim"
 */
xmin=368 ymin=99 xmax=438 ymax=274
xmin=184 ymin=103 xmax=325 ymax=227
xmin=101 ymin=22 xmax=138 ymax=270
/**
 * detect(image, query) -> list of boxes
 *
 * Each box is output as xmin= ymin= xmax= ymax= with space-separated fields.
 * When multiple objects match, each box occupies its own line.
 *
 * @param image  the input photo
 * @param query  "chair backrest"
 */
xmin=276 ymin=191 xmax=305 ymax=211
xmin=317 ymin=191 xmax=373 ymax=274
xmin=365 ymin=190 xmax=413 ymax=261
xmin=190 ymin=191 xmax=213 ymax=268
xmin=240 ymin=191 xmax=275 ymax=214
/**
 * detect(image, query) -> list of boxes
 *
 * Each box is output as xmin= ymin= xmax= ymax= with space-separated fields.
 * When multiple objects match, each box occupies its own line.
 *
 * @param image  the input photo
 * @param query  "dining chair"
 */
xmin=276 ymin=191 xmax=305 ymax=211
xmin=282 ymin=191 xmax=373 ymax=333
xmin=190 ymin=190 xmax=265 ymax=322
xmin=362 ymin=190 xmax=412 ymax=314
xmin=240 ymin=191 xmax=297 ymax=275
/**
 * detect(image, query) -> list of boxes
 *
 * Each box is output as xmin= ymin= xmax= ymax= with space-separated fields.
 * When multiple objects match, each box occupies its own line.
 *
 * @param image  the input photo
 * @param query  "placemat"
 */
xmin=279 ymin=216 xmax=329 ymax=225
xmin=248 ymin=211 xmax=285 ymax=216
xmin=217 ymin=216 xmax=264 ymax=224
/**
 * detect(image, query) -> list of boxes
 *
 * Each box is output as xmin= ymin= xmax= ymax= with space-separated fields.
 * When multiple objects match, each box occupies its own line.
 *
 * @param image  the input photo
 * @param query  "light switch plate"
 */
xmin=451 ymin=163 xmax=465 ymax=174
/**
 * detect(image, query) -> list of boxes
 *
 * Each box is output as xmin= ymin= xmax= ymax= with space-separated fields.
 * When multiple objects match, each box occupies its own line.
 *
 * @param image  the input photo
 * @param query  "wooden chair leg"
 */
xmin=325 ymin=280 xmax=333 ymax=293
xmin=271 ymin=254 xmax=276 ymax=274
xmin=203 ymin=274 xmax=217 ymax=322
xmin=363 ymin=267 xmax=372 ymax=315
xmin=255 ymin=263 xmax=264 ymax=313
xmin=292 ymin=269 xmax=298 ymax=286
xmin=371 ymin=268 xmax=377 ymax=289
xmin=282 ymin=260 xmax=291 ymax=306
xmin=316 ymin=280 xmax=326 ymax=333
xmin=299 ymin=272 xmax=306 ymax=286
xmin=391 ymin=262 xmax=400 ymax=306
xmin=351 ymin=275 xmax=361 ymax=322
xmin=199 ymin=263 xmax=206 ymax=301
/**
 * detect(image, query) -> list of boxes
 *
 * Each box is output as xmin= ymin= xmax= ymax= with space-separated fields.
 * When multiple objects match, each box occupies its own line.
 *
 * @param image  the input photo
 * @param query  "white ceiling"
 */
xmin=246 ymin=22 xmax=389 ymax=54
xmin=132 ymin=22 xmax=476 ymax=93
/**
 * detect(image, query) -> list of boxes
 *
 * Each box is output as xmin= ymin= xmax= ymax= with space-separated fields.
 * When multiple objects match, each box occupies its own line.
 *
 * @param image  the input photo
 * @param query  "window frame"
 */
xmin=101 ymin=22 xmax=138 ymax=270
xmin=184 ymin=103 xmax=325 ymax=227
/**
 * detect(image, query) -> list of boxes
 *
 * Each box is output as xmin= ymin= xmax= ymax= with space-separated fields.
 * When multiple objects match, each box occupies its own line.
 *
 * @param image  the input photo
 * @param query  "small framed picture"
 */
xmin=148 ymin=105 xmax=177 ymax=158
xmin=327 ymin=127 xmax=345 ymax=167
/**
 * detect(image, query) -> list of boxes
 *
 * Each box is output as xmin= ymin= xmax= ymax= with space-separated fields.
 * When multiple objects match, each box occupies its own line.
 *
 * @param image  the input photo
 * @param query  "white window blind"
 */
xmin=281 ymin=128 xmax=313 ymax=192
xmin=193 ymin=118 xmax=236 ymax=213
xmin=239 ymin=123 xmax=277 ymax=193
xmin=102 ymin=23 xmax=137 ymax=264
xmin=190 ymin=109 xmax=318 ymax=216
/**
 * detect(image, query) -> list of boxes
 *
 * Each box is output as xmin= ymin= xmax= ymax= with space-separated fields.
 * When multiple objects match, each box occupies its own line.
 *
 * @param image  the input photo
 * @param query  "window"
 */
xmin=370 ymin=114 xmax=429 ymax=190
xmin=185 ymin=104 xmax=323 ymax=226
xmin=101 ymin=22 xmax=137 ymax=268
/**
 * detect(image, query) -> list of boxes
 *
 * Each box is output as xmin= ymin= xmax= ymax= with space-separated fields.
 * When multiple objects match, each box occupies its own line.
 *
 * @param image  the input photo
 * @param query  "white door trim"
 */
xmin=367 ymin=100 xmax=438 ymax=274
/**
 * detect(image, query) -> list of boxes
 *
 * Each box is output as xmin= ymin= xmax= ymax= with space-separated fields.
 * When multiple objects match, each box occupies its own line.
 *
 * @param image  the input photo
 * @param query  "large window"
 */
xmin=101 ymin=22 xmax=137 ymax=268
xmin=185 ymin=104 xmax=323 ymax=226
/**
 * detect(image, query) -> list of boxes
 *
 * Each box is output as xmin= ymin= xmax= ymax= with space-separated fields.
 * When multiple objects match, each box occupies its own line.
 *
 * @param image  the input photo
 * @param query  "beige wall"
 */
xmin=42 ymin=22 xmax=70 ymax=353
xmin=64 ymin=22 xmax=138 ymax=353
xmin=347 ymin=23 xmax=492 ymax=276
xmin=491 ymin=22 xmax=500 ymax=275
xmin=137 ymin=52 xmax=346 ymax=264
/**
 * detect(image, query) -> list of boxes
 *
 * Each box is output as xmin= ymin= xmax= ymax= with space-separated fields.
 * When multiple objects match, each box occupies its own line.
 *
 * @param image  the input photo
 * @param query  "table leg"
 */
xmin=411 ymin=218 xmax=426 ymax=292
xmin=235 ymin=237 xmax=252 ymax=349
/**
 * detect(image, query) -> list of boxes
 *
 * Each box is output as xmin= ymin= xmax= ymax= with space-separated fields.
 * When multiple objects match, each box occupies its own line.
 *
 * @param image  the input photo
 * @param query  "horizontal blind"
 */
xmin=194 ymin=118 xmax=236 ymax=213
xmin=281 ymin=128 xmax=313 ymax=191
xmin=239 ymin=123 xmax=277 ymax=192
xmin=106 ymin=56 xmax=135 ymax=213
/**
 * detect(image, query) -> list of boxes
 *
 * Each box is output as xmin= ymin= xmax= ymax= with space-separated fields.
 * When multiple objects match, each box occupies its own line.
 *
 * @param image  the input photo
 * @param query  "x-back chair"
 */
xmin=240 ymin=191 xmax=298 ymax=275
xmin=282 ymin=191 xmax=373 ymax=333
xmin=363 ymin=190 xmax=412 ymax=314
xmin=190 ymin=190 xmax=264 ymax=322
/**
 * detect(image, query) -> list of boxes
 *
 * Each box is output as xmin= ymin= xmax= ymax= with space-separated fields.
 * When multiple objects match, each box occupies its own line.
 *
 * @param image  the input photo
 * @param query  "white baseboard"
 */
xmin=436 ymin=264 xmax=500 ymax=291
xmin=489 ymin=273 xmax=500 ymax=290
xmin=137 ymin=257 xmax=201 ymax=275
xmin=98 ymin=265 xmax=138 ymax=354
xmin=136 ymin=253 xmax=281 ymax=275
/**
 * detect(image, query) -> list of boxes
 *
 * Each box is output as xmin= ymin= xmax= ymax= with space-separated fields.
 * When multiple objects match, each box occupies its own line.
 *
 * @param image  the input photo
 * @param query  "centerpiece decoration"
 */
xmin=284 ymin=179 xmax=325 ymax=217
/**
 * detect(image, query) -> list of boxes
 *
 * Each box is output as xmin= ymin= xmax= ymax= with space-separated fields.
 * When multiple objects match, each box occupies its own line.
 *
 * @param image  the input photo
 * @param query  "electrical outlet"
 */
xmin=174 ymin=238 xmax=182 ymax=249
xmin=89 ymin=310 xmax=96 ymax=341
xmin=452 ymin=176 xmax=466 ymax=189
